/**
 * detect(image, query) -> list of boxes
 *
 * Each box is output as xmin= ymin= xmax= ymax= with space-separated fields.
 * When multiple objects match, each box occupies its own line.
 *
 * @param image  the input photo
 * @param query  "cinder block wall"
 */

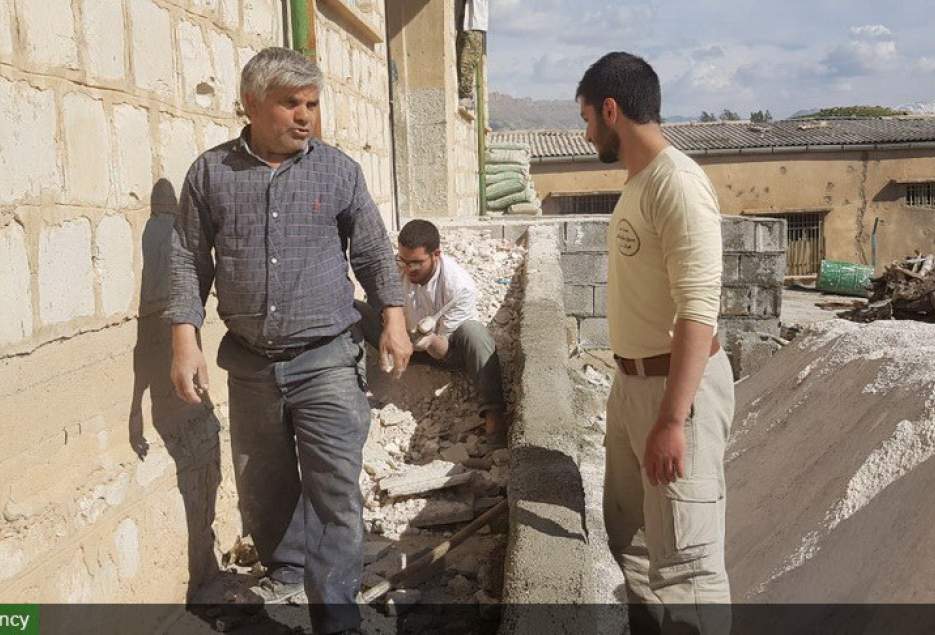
xmin=0 ymin=0 xmax=394 ymax=605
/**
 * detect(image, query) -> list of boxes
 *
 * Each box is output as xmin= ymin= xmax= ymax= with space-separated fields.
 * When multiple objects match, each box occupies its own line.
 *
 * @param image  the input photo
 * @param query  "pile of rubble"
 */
xmin=359 ymin=231 xmax=526 ymax=617
xmin=841 ymin=253 xmax=935 ymax=322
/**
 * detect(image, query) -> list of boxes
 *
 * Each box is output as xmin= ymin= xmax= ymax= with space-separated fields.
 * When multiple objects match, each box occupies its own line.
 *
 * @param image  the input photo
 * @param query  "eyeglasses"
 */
xmin=396 ymin=256 xmax=432 ymax=271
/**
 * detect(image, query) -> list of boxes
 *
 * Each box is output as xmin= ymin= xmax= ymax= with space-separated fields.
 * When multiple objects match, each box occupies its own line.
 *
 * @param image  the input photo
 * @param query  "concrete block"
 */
xmin=721 ymin=216 xmax=756 ymax=253
xmin=158 ymin=115 xmax=198 ymax=198
xmin=0 ymin=78 xmax=61 ymax=204
xmin=210 ymin=30 xmax=238 ymax=114
xmin=564 ymin=285 xmax=594 ymax=317
xmin=178 ymin=20 xmax=214 ymax=109
xmin=218 ymin=0 xmax=240 ymax=30
xmin=0 ymin=223 xmax=33 ymax=346
xmin=243 ymin=0 xmax=275 ymax=41
xmin=203 ymin=121 xmax=232 ymax=152
xmin=129 ymin=0 xmax=174 ymax=99
xmin=39 ymin=219 xmax=94 ymax=325
xmin=63 ymin=93 xmax=112 ymax=206
xmin=729 ymin=332 xmax=783 ymax=380
xmin=561 ymin=253 xmax=608 ymax=285
xmin=740 ymin=253 xmax=786 ymax=287
xmin=755 ymin=218 xmax=787 ymax=252
xmin=95 ymin=215 xmax=135 ymax=315
xmin=718 ymin=316 xmax=780 ymax=339
xmin=0 ymin=0 xmax=12 ymax=60
xmin=113 ymin=104 xmax=153 ymax=206
xmin=19 ymin=0 xmax=79 ymax=69
xmin=564 ymin=221 xmax=609 ymax=253
xmin=579 ymin=318 xmax=609 ymax=349
xmin=504 ymin=223 xmax=530 ymax=243
xmin=81 ymin=0 xmax=126 ymax=81
xmin=593 ymin=285 xmax=607 ymax=316
xmin=721 ymin=254 xmax=741 ymax=285
xmin=720 ymin=286 xmax=751 ymax=317
xmin=752 ymin=286 xmax=782 ymax=318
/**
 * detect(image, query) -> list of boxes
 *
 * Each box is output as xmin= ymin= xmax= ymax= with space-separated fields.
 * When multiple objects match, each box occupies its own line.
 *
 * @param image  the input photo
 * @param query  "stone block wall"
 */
xmin=0 ymin=0 xmax=282 ymax=605
xmin=315 ymin=0 xmax=395 ymax=226
xmin=453 ymin=111 xmax=480 ymax=218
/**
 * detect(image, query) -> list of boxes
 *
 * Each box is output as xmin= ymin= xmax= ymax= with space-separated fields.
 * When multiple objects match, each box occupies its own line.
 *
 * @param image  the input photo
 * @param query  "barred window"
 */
xmin=907 ymin=182 xmax=935 ymax=208
xmin=554 ymin=192 xmax=621 ymax=215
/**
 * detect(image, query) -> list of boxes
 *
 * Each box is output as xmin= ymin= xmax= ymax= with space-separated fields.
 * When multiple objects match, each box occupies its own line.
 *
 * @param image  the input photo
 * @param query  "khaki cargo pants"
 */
xmin=604 ymin=349 xmax=734 ymax=633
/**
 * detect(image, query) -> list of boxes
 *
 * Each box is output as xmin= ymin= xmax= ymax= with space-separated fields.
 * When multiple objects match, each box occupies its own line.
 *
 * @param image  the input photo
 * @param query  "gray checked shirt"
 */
xmin=166 ymin=127 xmax=403 ymax=351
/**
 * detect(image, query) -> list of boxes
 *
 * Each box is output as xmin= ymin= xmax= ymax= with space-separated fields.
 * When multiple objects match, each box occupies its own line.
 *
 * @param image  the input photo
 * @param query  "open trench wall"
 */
xmin=0 ymin=0 xmax=396 ymax=607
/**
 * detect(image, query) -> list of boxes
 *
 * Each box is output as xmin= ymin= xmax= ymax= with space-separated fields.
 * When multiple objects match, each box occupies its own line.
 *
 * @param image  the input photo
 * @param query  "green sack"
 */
xmin=486 ymin=148 xmax=529 ymax=164
xmin=485 ymin=178 xmax=525 ymax=199
xmin=488 ymin=186 xmax=533 ymax=210
xmin=488 ymin=142 xmax=531 ymax=152
xmin=484 ymin=172 xmax=517 ymax=184
xmin=486 ymin=163 xmax=529 ymax=176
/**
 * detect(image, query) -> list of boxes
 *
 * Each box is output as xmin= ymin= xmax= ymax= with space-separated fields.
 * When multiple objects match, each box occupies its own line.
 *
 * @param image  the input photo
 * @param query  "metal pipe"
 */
xmin=476 ymin=45 xmax=488 ymax=216
xmin=289 ymin=0 xmax=313 ymax=58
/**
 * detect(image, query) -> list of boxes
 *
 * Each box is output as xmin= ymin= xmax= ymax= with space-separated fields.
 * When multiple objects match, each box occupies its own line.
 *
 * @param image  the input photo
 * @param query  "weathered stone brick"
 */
xmin=0 ymin=0 xmax=16 ymax=60
xmin=82 ymin=0 xmax=126 ymax=81
xmin=722 ymin=255 xmax=741 ymax=285
xmin=20 ymin=0 xmax=79 ymax=69
xmin=130 ymin=0 xmax=174 ymax=99
xmin=95 ymin=215 xmax=135 ymax=316
xmin=755 ymin=218 xmax=787 ymax=252
xmin=178 ymin=20 xmax=214 ymax=109
xmin=242 ymin=0 xmax=275 ymax=42
xmin=579 ymin=318 xmax=609 ymax=349
xmin=0 ymin=78 xmax=61 ymax=204
xmin=39 ymin=219 xmax=94 ymax=325
xmin=561 ymin=253 xmax=608 ymax=285
xmin=564 ymin=285 xmax=594 ymax=317
xmin=752 ymin=286 xmax=783 ymax=318
xmin=219 ymin=0 xmax=240 ymax=30
xmin=158 ymin=115 xmax=198 ymax=197
xmin=720 ymin=286 xmax=751 ymax=317
xmin=64 ymin=93 xmax=113 ymax=206
xmin=740 ymin=253 xmax=786 ymax=287
xmin=564 ymin=220 xmax=610 ymax=253
xmin=0 ymin=223 xmax=33 ymax=346
xmin=593 ymin=285 xmax=607 ymax=316
xmin=113 ymin=104 xmax=153 ymax=206
xmin=210 ymin=30 xmax=238 ymax=114
xmin=721 ymin=216 xmax=756 ymax=253
xmin=203 ymin=121 xmax=232 ymax=152
xmin=190 ymin=0 xmax=220 ymax=18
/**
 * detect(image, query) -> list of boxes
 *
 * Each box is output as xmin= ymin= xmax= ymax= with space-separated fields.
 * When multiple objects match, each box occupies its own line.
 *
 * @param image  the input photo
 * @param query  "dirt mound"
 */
xmin=727 ymin=319 xmax=935 ymax=604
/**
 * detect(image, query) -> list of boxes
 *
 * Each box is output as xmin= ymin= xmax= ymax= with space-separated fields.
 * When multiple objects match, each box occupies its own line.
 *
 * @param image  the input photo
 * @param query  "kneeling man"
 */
xmin=357 ymin=220 xmax=507 ymax=442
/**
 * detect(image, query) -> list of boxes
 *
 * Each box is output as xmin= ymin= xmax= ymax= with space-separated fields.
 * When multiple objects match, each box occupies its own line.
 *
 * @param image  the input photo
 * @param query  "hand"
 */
xmin=414 ymin=334 xmax=450 ymax=360
xmin=380 ymin=307 xmax=412 ymax=378
xmin=643 ymin=421 xmax=686 ymax=486
xmin=170 ymin=324 xmax=209 ymax=405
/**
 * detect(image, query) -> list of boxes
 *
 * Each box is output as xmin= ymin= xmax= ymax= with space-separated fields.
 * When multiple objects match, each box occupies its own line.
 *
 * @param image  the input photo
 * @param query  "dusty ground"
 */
xmin=727 ymin=318 xmax=935 ymax=630
xmin=170 ymin=233 xmax=525 ymax=634
xmin=780 ymin=288 xmax=866 ymax=332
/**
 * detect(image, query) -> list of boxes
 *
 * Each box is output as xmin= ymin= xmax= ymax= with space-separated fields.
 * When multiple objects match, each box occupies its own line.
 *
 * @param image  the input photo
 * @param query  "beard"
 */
xmin=594 ymin=119 xmax=621 ymax=164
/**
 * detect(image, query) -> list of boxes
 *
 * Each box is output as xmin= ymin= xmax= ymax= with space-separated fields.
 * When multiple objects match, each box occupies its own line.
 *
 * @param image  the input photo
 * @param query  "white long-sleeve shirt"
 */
xmin=402 ymin=254 xmax=477 ymax=338
xmin=463 ymin=0 xmax=488 ymax=31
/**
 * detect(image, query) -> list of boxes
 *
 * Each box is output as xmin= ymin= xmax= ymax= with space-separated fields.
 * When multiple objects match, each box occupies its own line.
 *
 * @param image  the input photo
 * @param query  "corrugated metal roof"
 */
xmin=490 ymin=118 xmax=935 ymax=161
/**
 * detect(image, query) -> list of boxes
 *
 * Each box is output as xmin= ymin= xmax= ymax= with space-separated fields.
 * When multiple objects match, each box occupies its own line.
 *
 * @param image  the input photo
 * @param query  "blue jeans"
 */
xmin=217 ymin=329 xmax=369 ymax=634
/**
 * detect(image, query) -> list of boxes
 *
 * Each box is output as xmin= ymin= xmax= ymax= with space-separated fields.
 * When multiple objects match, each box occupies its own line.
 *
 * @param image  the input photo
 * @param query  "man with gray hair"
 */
xmin=167 ymin=47 xmax=411 ymax=635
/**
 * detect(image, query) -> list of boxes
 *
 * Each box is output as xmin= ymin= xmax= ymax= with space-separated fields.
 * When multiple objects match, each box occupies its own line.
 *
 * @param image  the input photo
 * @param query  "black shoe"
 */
xmin=247 ymin=576 xmax=305 ymax=605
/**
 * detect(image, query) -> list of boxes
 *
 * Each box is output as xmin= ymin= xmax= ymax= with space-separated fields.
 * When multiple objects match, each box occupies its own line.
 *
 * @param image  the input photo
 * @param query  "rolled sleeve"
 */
xmin=165 ymin=169 xmax=215 ymax=328
xmin=340 ymin=163 xmax=404 ymax=311
xmin=654 ymin=170 xmax=722 ymax=327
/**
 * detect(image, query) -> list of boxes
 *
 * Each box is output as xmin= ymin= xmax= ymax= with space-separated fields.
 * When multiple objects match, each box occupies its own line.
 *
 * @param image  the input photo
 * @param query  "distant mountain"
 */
xmin=662 ymin=115 xmax=696 ymax=123
xmin=488 ymin=92 xmax=584 ymax=131
xmin=789 ymin=108 xmax=821 ymax=119
xmin=898 ymin=100 xmax=935 ymax=115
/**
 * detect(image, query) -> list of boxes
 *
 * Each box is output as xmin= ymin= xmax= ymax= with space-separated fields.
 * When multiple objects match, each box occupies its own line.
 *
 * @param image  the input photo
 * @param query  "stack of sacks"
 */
xmin=484 ymin=143 xmax=541 ymax=215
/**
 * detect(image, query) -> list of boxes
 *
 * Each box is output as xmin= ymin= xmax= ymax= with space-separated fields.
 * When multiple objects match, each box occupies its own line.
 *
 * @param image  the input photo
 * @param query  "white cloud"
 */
xmin=849 ymin=24 xmax=892 ymax=39
xmin=916 ymin=57 xmax=935 ymax=73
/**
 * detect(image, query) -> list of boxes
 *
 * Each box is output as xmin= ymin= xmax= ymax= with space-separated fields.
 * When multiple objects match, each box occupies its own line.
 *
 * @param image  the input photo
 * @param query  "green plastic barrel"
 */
xmin=816 ymin=260 xmax=873 ymax=297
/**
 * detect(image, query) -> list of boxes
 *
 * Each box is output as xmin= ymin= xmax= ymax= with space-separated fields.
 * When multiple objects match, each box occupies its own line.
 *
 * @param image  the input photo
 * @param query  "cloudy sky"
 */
xmin=487 ymin=0 xmax=935 ymax=118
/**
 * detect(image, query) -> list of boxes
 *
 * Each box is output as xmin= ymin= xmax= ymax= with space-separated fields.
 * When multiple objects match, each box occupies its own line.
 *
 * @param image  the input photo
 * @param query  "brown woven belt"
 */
xmin=615 ymin=338 xmax=721 ymax=377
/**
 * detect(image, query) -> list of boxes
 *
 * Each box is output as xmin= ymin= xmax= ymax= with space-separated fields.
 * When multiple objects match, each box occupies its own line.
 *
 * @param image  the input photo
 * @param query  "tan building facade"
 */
xmin=0 ymin=0 xmax=484 ymax=606
xmin=495 ymin=122 xmax=935 ymax=273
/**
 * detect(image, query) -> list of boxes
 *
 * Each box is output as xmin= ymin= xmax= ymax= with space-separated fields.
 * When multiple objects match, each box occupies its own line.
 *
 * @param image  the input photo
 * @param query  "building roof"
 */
xmin=490 ymin=118 xmax=935 ymax=161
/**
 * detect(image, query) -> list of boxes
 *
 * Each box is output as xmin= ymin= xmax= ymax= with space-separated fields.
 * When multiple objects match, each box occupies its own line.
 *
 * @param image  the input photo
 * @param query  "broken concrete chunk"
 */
xmin=410 ymin=497 xmax=475 ymax=528
xmin=441 ymin=443 xmax=470 ymax=464
xmin=474 ymin=496 xmax=503 ymax=513
xmin=463 ymin=456 xmax=494 ymax=471
xmin=379 ymin=460 xmax=473 ymax=497
xmin=491 ymin=448 xmax=510 ymax=466
xmin=452 ymin=417 xmax=483 ymax=435
xmin=447 ymin=574 xmax=474 ymax=597
xmin=362 ymin=572 xmax=386 ymax=589
xmin=386 ymin=589 xmax=422 ymax=616
xmin=379 ymin=404 xmax=411 ymax=427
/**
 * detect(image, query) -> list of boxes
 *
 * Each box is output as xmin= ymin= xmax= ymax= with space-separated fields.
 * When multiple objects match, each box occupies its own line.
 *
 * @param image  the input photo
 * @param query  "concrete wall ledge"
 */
xmin=499 ymin=225 xmax=595 ymax=634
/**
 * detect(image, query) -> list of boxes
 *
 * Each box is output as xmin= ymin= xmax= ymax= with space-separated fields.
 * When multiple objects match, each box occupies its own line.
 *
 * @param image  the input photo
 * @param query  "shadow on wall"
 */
xmin=127 ymin=178 xmax=223 ymax=601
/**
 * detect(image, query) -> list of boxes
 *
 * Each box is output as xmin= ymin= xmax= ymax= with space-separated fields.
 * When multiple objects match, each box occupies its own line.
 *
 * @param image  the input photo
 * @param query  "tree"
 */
xmin=699 ymin=111 xmax=717 ymax=122
xmin=750 ymin=109 xmax=773 ymax=123
xmin=801 ymin=105 xmax=907 ymax=119
xmin=719 ymin=109 xmax=741 ymax=121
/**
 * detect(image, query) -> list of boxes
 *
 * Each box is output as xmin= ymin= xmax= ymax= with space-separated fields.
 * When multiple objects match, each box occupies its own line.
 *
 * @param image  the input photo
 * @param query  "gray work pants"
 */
xmin=217 ymin=329 xmax=369 ymax=634
xmin=354 ymin=300 xmax=505 ymax=416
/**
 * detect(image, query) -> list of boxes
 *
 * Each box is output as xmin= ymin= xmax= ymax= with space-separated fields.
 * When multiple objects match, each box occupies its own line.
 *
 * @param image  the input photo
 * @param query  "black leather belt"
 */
xmin=233 ymin=334 xmax=328 ymax=361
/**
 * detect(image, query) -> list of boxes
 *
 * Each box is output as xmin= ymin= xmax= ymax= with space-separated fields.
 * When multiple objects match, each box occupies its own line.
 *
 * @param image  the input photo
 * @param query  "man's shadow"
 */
xmin=128 ymin=179 xmax=223 ymax=602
